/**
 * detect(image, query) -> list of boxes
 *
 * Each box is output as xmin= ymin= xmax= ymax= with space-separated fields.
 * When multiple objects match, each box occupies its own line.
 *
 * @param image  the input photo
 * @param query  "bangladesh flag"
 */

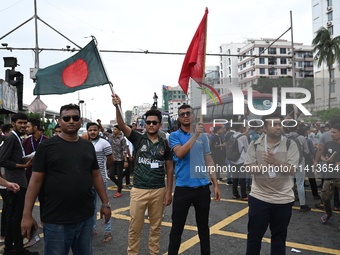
xmin=34 ymin=39 xmax=110 ymax=95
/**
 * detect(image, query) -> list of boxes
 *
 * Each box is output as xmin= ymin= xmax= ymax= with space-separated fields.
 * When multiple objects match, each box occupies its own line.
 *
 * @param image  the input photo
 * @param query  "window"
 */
xmin=221 ymin=71 xmax=223 ymax=78
xmin=251 ymin=70 xmax=254 ymax=76
xmin=298 ymin=52 xmax=303 ymax=57
xmin=331 ymin=69 xmax=335 ymax=78
xmin=268 ymin=68 xmax=277 ymax=75
xmin=268 ymin=58 xmax=276 ymax=65
xmin=220 ymin=63 xmax=223 ymax=69
xmin=298 ymin=61 xmax=303 ymax=67
xmin=260 ymin=68 xmax=265 ymax=74
xmin=327 ymin=0 xmax=332 ymax=7
xmin=240 ymin=65 xmax=243 ymax=71
xmin=259 ymin=58 xmax=265 ymax=64
xmin=268 ymin=48 xmax=277 ymax=54
xmin=328 ymin=12 xmax=333 ymax=21
xmin=280 ymin=58 xmax=287 ymax=64
xmin=280 ymin=48 xmax=286 ymax=54
xmin=228 ymin=58 xmax=231 ymax=65
xmin=259 ymin=47 xmax=265 ymax=53
xmin=328 ymin=26 xmax=334 ymax=35
xmin=331 ymin=83 xmax=335 ymax=93
xmin=228 ymin=67 xmax=231 ymax=74
xmin=281 ymin=69 xmax=287 ymax=75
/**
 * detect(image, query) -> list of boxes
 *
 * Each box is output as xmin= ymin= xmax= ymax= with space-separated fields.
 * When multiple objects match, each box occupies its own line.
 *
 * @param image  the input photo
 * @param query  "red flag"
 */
xmin=178 ymin=8 xmax=208 ymax=95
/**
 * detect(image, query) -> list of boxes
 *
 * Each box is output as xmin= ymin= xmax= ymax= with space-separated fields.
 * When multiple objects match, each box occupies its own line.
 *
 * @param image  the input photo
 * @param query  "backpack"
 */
xmin=226 ymin=134 xmax=244 ymax=162
xmin=286 ymin=134 xmax=304 ymax=165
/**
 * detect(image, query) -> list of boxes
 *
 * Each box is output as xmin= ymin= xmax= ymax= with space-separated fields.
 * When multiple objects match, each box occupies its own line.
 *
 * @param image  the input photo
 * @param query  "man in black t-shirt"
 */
xmin=21 ymin=104 xmax=111 ymax=255
xmin=320 ymin=123 xmax=340 ymax=228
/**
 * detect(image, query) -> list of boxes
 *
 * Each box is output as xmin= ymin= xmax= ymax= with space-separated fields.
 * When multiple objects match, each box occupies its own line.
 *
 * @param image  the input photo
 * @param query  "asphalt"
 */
xmin=1 ymin=177 xmax=340 ymax=255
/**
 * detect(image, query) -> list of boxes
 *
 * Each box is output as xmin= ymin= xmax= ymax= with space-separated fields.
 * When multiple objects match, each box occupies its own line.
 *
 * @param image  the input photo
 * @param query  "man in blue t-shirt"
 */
xmin=168 ymin=104 xmax=220 ymax=255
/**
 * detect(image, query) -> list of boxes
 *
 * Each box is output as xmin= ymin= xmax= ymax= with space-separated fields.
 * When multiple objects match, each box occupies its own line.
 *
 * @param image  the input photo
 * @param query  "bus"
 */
xmin=192 ymin=89 xmax=294 ymax=131
xmin=136 ymin=112 xmax=172 ymax=133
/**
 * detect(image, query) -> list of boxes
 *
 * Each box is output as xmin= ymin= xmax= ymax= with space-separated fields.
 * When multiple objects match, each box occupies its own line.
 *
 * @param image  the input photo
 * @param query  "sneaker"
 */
xmin=314 ymin=195 xmax=321 ymax=200
xmin=300 ymin=205 xmax=311 ymax=212
xmin=125 ymin=184 xmax=132 ymax=189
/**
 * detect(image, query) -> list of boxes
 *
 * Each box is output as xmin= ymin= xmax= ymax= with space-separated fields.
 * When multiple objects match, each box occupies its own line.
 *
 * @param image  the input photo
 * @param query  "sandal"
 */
xmin=232 ymin=195 xmax=240 ymax=199
xmin=320 ymin=214 xmax=331 ymax=224
xmin=102 ymin=232 xmax=112 ymax=243
xmin=241 ymin=197 xmax=248 ymax=201
xmin=113 ymin=192 xmax=121 ymax=198
xmin=333 ymin=207 xmax=340 ymax=211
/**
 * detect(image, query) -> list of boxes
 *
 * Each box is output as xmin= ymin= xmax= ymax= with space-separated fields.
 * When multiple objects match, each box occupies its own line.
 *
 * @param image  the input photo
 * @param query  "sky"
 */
xmin=0 ymin=0 xmax=313 ymax=124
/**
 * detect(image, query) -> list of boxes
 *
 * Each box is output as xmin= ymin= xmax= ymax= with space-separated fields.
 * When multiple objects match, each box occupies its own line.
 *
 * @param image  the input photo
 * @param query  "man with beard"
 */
xmin=168 ymin=104 xmax=220 ymax=255
xmin=0 ymin=113 xmax=37 ymax=255
xmin=86 ymin=122 xmax=114 ymax=243
xmin=22 ymin=118 xmax=48 ymax=183
xmin=21 ymin=104 xmax=111 ymax=255
xmin=244 ymin=113 xmax=299 ymax=255
xmin=112 ymin=94 xmax=173 ymax=255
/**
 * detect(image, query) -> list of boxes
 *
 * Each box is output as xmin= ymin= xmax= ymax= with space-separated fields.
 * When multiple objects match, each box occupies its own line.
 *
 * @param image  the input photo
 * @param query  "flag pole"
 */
xmin=199 ymin=7 xmax=208 ymax=123
xmin=91 ymin=36 xmax=125 ymax=122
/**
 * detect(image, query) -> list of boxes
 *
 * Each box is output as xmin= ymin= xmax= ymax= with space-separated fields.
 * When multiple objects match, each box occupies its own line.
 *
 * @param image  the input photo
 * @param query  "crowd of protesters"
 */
xmin=0 ymin=100 xmax=339 ymax=255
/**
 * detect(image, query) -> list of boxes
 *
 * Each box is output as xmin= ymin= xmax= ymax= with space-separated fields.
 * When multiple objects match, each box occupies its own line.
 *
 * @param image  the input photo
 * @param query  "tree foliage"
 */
xmin=312 ymin=27 xmax=340 ymax=109
xmin=315 ymin=108 xmax=340 ymax=123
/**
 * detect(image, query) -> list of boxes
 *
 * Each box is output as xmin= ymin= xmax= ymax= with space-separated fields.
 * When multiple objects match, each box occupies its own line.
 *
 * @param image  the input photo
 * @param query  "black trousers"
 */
xmin=232 ymin=163 xmax=247 ymax=198
xmin=0 ymin=189 xmax=9 ymax=237
xmin=4 ymin=188 xmax=26 ymax=254
xmin=109 ymin=161 xmax=124 ymax=193
xmin=168 ymin=185 xmax=211 ymax=255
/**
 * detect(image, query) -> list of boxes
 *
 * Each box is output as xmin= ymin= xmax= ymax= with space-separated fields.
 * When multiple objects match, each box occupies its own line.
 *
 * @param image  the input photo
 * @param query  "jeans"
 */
xmin=232 ymin=163 xmax=247 ymax=198
xmin=43 ymin=216 xmax=93 ymax=255
xmin=93 ymin=180 xmax=111 ymax=233
xmin=168 ymin=185 xmax=211 ymax=255
xmin=295 ymin=167 xmax=306 ymax=206
xmin=246 ymin=196 xmax=293 ymax=255
xmin=4 ymin=188 xmax=26 ymax=254
xmin=0 ymin=189 xmax=9 ymax=237
xmin=109 ymin=161 xmax=124 ymax=193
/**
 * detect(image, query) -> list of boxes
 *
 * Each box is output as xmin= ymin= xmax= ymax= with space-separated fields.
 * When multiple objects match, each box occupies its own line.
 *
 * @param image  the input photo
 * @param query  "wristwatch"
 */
xmin=101 ymin=202 xmax=111 ymax=208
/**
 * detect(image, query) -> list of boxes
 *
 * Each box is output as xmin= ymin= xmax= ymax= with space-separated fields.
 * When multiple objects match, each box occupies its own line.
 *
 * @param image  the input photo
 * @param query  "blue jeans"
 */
xmin=43 ymin=217 xmax=93 ymax=255
xmin=295 ymin=167 xmax=306 ymax=206
xmin=246 ymin=196 xmax=293 ymax=255
xmin=93 ymin=180 xmax=111 ymax=233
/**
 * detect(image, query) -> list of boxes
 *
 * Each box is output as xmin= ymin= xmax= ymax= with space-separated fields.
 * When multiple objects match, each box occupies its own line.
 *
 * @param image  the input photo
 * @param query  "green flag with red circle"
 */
xmin=34 ymin=39 xmax=110 ymax=95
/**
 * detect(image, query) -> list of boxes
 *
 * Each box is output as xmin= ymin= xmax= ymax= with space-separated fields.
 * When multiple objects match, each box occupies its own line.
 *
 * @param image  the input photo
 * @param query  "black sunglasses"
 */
xmin=179 ymin=111 xmax=192 ymax=117
xmin=62 ymin=115 xmax=80 ymax=122
xmin=145 ymin=120 xmax=160 ymax=125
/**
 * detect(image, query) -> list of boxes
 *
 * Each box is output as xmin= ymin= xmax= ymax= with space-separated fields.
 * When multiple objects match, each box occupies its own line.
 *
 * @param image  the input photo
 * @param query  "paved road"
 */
xmin=1 ymin=177 xmax=339 ymax=255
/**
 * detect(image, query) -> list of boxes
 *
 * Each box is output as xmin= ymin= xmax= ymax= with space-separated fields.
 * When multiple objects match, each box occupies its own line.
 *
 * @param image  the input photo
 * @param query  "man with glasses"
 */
xmin=0 ymin=113 xmax=37 ymax=255
xmin=112 ymin=94 xmax=173 ymax=255
xmin=21 ymin=104 xmax=111 ymax=255
xmin=168 ymin=104 xmax=220 ymax=255
xmin=244 ymin=113 xmax=299 ymax=254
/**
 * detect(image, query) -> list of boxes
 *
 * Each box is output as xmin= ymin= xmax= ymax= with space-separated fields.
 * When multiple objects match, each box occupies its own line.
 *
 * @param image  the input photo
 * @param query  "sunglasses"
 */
xmin=62 ymin=115 xmax=80 ymax=122
xmin=179 ymin=111 xmax=192 ymax=117
xmin=145 ymin=120 xmax=160 ymax=125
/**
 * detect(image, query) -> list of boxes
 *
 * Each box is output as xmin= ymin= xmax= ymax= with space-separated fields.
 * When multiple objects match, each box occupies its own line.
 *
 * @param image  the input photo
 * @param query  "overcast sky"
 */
xmin=0 ymin=0 xmax=313 ymax=124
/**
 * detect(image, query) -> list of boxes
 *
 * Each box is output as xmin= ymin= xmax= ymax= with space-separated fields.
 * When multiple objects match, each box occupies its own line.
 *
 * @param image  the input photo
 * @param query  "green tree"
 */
xmin=312 ymin=27 xmax=340 ymax=109
xmin=315 ymin=108 xmax=340 ymax=123
xmin=125 ymin=110 xmax=132 ymax=125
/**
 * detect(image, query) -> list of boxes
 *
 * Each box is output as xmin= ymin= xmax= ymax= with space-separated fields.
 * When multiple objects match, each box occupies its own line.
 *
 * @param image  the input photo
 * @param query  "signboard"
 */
xmin=27 ymin=97 xmax=48 ymax=114
xmin=0 ymin=79 xmax=18 ymax=113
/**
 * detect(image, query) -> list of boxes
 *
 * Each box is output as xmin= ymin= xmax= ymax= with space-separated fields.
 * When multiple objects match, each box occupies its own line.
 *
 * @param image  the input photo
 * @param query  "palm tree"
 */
xmin=312 ymin=27 xmax=340 ymax=109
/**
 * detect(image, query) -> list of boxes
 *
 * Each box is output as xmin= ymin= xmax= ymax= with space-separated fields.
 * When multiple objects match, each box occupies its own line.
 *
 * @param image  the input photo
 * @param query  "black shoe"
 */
xmin=314 ymin=195 xmax=321 ymax=200
xmin=315 ymin=203 xmax=324 ymax=209
xmin=300 ymin=205 xmax=311 ymax=212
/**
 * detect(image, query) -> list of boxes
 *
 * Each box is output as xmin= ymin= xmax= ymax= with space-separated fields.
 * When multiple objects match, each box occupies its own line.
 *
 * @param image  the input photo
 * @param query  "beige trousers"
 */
xmin=127 ymin=187 xmax=166 ymax=255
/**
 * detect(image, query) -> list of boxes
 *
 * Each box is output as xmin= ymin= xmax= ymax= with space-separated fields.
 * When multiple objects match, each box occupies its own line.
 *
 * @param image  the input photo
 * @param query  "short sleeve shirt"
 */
xmin=127 ymin=130 xmax=172 ymax=189
xmin=245 ymin=135 xmax=299 ymax=204
xmin=169 ymin=129 xmax=211 ymax=187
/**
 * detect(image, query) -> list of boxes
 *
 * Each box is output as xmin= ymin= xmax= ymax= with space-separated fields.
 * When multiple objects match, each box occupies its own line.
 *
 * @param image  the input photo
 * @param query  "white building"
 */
xmin=168 ymin=100 xmax=186 ymax=118
xmin=312 ymin=0 xmax=340 ymax=109
xmin=236 ymin=39 xmax=313 ymax=89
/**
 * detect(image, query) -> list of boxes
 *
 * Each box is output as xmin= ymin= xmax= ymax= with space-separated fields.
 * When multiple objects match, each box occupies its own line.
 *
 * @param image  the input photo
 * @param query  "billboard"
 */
xmin=0 ymin=79 xmax=18 ymax=113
